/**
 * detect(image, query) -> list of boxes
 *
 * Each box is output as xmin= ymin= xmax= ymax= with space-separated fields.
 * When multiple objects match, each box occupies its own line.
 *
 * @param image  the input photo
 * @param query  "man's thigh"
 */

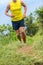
xmin=19 ymin=27 xmax=25 ymax=33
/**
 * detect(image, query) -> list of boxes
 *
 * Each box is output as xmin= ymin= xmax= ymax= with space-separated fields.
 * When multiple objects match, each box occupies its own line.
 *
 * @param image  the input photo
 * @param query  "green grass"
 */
xmin=0 ymin=30 xmax=43 ymax=65
xmin=0 ymin=42 xmax=33 ymax=65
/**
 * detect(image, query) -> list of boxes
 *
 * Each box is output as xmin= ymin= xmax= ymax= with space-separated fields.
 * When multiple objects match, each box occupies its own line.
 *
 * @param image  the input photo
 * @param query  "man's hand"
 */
xmin=9 ymin=14 xmax=14 ymax=18
xmin=23 ymin=13 xmax=26 ymax=18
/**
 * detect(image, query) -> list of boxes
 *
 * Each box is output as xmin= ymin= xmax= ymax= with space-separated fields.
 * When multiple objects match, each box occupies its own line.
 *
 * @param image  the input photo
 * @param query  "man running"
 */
xmin=5 ymin=0 xmax=27 ymax=43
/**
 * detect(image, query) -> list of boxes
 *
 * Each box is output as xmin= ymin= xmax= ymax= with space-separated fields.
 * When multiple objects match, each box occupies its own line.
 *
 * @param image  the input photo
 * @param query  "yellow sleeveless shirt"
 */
xmin=9 ymin=0 xmax=23 ymax=21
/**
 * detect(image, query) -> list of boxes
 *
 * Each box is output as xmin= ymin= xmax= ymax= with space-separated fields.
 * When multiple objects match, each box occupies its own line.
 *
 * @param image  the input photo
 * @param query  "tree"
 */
xmin=25 ymin=13 xmax=38 ymax=36
xmin=35 ymin=7 xmax=43 ymax=27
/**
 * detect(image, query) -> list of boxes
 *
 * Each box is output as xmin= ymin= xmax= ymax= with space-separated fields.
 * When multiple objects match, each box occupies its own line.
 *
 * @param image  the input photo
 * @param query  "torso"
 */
xmin=9 ymin=0 xmax=23 ymax=21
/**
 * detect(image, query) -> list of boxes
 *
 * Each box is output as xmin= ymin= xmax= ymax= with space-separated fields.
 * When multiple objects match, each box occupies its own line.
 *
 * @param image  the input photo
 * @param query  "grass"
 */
xmin=0 ymin=30 xmax=43 ymax=65
xmin=0 ymin=42 xmax=33 ymax=65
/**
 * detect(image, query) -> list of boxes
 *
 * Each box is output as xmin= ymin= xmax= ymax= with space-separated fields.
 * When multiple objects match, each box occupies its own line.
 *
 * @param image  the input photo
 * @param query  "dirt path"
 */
xmin=17 ymin=45 xmax=34 ymax=56
xmin=17 ymin=45 xmax=43 ymax=60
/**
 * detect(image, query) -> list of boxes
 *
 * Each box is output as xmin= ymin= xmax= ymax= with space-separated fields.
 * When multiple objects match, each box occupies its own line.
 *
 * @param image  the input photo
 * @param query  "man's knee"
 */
xmin=20 ymin=27 xmax=25 ymax=33
xmin=21 ymin=31 xmax=25 ymax=34
xmin=20 ymin=29 xmax=26 ymax=37
xmin=16 ymin=33 xmax=20 ymax=37
xmin=15 ymin=30 xmax=20 ymax=36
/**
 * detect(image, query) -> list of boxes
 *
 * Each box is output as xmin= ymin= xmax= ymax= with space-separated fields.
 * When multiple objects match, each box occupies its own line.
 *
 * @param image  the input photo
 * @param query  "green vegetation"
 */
xmin=0 ymin=7 xmax=43 ymax=65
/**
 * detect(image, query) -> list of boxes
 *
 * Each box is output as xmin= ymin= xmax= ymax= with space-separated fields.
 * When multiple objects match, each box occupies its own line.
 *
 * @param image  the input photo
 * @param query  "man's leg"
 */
xmin=15 ymin=30 xmax=21 ymax=42
xmin=19 ymin=27 xmax=26 ymax=43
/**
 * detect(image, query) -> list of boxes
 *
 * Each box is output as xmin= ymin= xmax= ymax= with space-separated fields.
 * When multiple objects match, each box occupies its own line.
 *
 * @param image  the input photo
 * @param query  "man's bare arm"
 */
xmin=21 ymin=1 xmax=27 ymax=18
xmin=5 ymin=4 xmax=13 ymax=17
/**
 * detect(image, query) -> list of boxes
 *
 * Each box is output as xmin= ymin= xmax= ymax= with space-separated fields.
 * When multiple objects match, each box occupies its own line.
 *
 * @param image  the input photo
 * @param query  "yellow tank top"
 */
xmin=9 ymin=0 xmax=23 ymax=21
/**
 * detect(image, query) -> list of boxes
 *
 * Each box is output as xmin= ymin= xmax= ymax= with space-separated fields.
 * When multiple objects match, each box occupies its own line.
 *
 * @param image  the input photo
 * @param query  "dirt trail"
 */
xmin=17 ymin=45 xmax=34 ymax=56
xmin=17 ymin=45 xmax=43 ymax=60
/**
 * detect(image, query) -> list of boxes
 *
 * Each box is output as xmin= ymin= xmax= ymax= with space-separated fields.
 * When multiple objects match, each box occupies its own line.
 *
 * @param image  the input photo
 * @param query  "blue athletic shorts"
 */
xmin=12 ymin=19 xmax=24 ymax=30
